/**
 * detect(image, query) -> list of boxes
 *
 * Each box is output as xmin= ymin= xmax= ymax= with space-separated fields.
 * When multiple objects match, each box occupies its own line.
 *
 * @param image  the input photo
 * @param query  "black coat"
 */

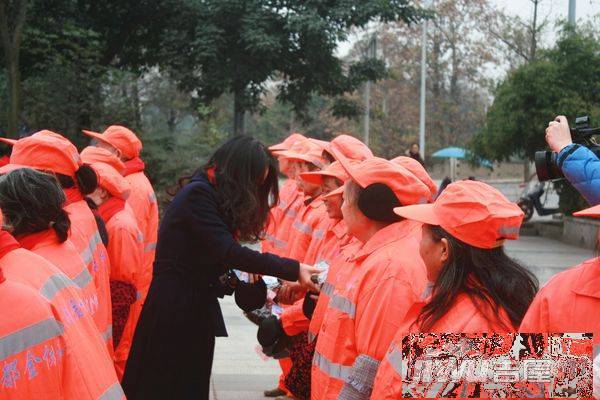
xmin=122 ymin=172 xmax=300 ymax=400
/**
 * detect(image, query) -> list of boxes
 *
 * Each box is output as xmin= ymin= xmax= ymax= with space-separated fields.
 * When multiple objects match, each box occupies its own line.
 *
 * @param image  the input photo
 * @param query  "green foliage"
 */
xmin=472 ymin=25 xmax=600 ymax=162
xmin=156 ymin=0 xmax=426 ymax=124
xmin=471 ymin=24 xmax=600 ymax=213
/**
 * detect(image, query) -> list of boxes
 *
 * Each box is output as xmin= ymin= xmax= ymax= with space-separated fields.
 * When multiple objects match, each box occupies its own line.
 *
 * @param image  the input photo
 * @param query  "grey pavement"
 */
xmin=210 ymin=235 xmax=593 ymax=399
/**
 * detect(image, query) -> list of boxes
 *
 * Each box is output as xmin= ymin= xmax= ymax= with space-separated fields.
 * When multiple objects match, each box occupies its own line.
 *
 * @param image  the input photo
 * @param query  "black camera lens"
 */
xmin=534 ymin=151 xmax=563 ymax=182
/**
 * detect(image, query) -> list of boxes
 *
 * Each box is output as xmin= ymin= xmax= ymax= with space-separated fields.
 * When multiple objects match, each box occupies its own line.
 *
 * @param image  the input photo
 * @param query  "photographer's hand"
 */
xmin=546 ymin=115 xmax=573 ymax=152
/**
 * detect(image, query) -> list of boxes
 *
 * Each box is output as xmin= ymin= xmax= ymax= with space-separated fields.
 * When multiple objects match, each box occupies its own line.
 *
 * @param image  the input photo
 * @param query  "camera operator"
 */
xmin=546 ymin=115 xmax=600 ymax=205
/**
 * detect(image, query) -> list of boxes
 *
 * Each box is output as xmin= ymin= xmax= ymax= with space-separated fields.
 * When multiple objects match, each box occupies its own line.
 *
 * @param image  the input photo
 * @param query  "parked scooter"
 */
xmin=517 ymin=180 xmax=560 ymax=222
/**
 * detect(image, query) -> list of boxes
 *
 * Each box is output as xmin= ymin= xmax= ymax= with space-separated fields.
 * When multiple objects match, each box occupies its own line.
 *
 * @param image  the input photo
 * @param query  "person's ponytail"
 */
xmin=52 ymin=209 xmax=71 ymax=243
xmin=75 ymin=165 xmax=98 ymax=195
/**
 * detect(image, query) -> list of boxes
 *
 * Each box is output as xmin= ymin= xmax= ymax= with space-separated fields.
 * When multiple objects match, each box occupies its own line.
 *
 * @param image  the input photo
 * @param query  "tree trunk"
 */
xmin=233 ymin=89 xmax=246 ymax=137
xmin=0 ymin=0 xmax=28 ymax=138
xmin=132 ymin=78 xmax=142 ymax=130
xmin=6 ymin=55 xmax=20 ymax=137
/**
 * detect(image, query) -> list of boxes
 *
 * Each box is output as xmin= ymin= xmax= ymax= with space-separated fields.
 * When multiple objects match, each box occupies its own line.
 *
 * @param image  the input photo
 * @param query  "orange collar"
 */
xmin=16 ymin=229 xmax=59 ymax=251
xmin=331 ymin=219 xmax=347 ymax=239
xmin=351 ymin=220 xmax=422 ymax=262
xmin=572 ymin=257 xmax=600 ymax=299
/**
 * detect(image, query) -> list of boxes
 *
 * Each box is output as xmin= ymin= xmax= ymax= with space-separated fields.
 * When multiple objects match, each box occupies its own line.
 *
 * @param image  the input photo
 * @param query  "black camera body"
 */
xmin=535 ymin=116 xmax=600 ymax=181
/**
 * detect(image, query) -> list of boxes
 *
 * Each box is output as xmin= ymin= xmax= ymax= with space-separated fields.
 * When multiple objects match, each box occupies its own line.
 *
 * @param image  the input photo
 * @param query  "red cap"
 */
xmin=391 ymin=156 xmax=437 ymax=202
xmin=276 ymin=139 xmax=328 ymax=169
xmin=298 ymin=161 xmax=350 ymax=186
xmin=90 ymin=162 xmax=131 ymax=200
xmin=325 ymin=134 xmax=373 ymax=161
xmin=393 ymin=180 xmax=524 ymax=249
xmin=573 ymin=204 xmax=600 ymax=218
xmin=82 ymin=125 xmax=142 ymax=159
xmin=332 ymin=148 xmax=431 ymax=206
xmin=269 ymin=133 xmax=306 ymax=153
xmin=80 ymin=146 xmax=126 ymax=175
xmin=0 ymin=130 xmax=81 ymax=177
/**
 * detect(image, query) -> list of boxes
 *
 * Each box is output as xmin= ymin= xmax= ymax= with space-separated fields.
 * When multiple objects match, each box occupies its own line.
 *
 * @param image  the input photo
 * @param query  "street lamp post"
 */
xmin=418 ymin=6 xmax=429 ymax=161
xmin=568 ymin=0 xmax=576 ymax=26
xmin=364 ymin=35 xmax=377 ymax=146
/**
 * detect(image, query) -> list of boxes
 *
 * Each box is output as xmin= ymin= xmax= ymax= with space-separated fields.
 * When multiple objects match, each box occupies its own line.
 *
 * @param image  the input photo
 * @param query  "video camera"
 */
xmin=535 ymin=116 xmax=600 ymax=181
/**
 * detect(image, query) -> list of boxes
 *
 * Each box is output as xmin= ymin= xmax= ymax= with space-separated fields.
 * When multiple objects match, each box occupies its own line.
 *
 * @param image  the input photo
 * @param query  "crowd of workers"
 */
xmin=0 ymin=115 xmax=598 ymax=399
xmin=251 ymin=119 xmax=600 ymax=400
xmin=0 ymin=127 xmax=157 ymax=399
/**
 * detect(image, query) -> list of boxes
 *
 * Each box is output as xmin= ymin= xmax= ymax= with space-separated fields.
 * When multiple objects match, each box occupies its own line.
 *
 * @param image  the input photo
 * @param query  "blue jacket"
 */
xmin=559 ymin=144 xmax=600 ymax=205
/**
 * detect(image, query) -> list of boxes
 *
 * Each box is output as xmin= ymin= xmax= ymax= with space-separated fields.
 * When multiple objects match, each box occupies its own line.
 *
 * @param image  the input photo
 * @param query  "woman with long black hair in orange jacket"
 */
xmin=122 ymin=135 xmax=320 ymax=400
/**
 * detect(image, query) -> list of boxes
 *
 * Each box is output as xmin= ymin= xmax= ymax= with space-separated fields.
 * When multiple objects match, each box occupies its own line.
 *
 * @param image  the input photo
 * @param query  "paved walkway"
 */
xmin=210 ymin=235 xmax=593 ymax=399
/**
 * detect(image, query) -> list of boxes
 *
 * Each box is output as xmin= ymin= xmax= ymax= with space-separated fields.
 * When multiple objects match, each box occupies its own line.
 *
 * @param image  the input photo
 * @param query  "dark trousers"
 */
xmin=122 ymin=277 xmax=217 ymax=399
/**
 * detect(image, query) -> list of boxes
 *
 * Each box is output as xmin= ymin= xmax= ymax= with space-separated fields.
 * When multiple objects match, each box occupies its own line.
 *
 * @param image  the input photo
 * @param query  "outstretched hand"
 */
xmin=298 ymin=263 xmax=322 ymax=293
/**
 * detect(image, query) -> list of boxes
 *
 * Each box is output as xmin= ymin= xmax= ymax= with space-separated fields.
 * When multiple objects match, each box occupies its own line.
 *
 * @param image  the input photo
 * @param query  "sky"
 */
xmin=336 ymin=0 xmax=600 ymax=56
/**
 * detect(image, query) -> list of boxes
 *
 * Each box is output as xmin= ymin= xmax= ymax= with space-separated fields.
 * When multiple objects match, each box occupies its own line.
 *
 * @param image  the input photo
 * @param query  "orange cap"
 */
xmin=298 ymin=161 xmax=350 ymax=186
xmin=276 ymin=139 xmax=328 ymax=169
xmin=90 ymin=162 xmax=131 ymax=200
xmin=322 ymin=185 xmax=344 ymax=200
xmin=332 ymin=149 xmax=430 ymax=206
xmin=326 ymin=134 xmax=373 ymax=161
xmin=573 ymin=204 xmax=600 ymax=218
xmin=269 ymin=133 xmax=306 ymax=153
xmin=0 ymin=130 xmax=81 ymax=177
xmin=391 ymin=156 xmax=437 ymax=201
xmin=82 ymin=125 xmax=142 ymax=159
xmin=393 ymin=180 xmax=524 ymax=249
xmin=80 ymin=146 xmax=126 ymax=175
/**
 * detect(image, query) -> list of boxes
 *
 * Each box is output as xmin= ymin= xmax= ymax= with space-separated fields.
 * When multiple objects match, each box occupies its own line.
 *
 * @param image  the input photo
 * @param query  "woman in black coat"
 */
xmin=122 ymin=136 xmax=319 ymax=400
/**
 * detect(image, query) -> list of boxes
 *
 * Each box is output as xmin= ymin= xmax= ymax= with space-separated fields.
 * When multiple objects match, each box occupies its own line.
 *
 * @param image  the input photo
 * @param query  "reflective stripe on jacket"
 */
xmin=372 ymin=293 xmax=513 ymax=400
xmin=105 ymin=207 xmax=145 ymax=379
xmin=312 ymin=220 xmax=427 ymax=400
xmin=1 ymin=248 xmax=123 ymax=399
xmin=64 ymin=200 xmax=113 ymax=354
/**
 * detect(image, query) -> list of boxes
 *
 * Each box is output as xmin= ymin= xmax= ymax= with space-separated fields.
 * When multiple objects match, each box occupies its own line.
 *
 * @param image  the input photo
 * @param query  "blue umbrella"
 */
xmin=432 ymin=147 xmax=467 ymax=159
xmin=432 ymin=147 xmax=493 ymax=169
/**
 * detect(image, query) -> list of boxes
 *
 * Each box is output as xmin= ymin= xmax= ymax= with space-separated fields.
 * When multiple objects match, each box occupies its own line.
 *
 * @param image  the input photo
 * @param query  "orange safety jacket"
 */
xmin=1 ymin=238 xmax=124 ymax=399
xmin=311 ymin=220 xmax=428 ymax=400
xmin=307 ymin=221 xmax=357 ymax=343
xmin=0 ymin=279 xmax=67 ymax=399
xmin=303 ymin=214 xmax=338 ymax=267
xmin=371 ymin=292 xmax=514 ymax=400
xmin=101 ymin=199 xmax=144 ymax=379
xmin=262 ymin=179 xmax=302 ymax=257
xmin=520 ymin=257 xmax=600 ymax=361
xmin=280 ymin=197 xmax=331 ymax=336
xmin=286 ymin=196 xmax=328 ymax=264
xmin=63 ymin=190 xmax=113 ymax=352
xmin=123 ymin=161 xmax=159 ymax=310
xmin=16 ymin=230 xmax=103 ymax=337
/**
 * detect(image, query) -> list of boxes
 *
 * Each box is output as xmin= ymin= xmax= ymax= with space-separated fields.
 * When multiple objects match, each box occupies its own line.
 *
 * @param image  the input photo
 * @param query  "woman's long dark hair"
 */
xmin=417 ymin=225 xmax=539 ymax=331
xmin=55 ymin=165 xmax=98 ymax=195
xmin=202 ymin=135 xmax=279 ymax=242
xmin=0 ymin=168 xmax=71 ymax=242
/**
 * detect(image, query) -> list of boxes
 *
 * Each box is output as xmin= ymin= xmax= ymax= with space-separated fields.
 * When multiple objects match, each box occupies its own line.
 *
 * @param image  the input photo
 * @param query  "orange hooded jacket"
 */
xmin=262 ymin=178 xmax=303 ymax=257
xmin=311 ymin=220 xmax=428 ymax=400
xmin=123 ymin=158 xmax=159 ymax=309
xmin=64 ymin=192 xmax=114 ymax=353
xmin=16 ymin=229 xmax=103 ymax=338
xmin=100 ymin=199 xmax=144 ymax=379
xmin=0 ymin=278 xmax=67 ymax=399
xmin=371 ymin=292 xmax=514 ymax=400
xmin=520 ymin=257 xmax=600 ymax=359
xmin=0 ymin=233 xmax=123 ymax=399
